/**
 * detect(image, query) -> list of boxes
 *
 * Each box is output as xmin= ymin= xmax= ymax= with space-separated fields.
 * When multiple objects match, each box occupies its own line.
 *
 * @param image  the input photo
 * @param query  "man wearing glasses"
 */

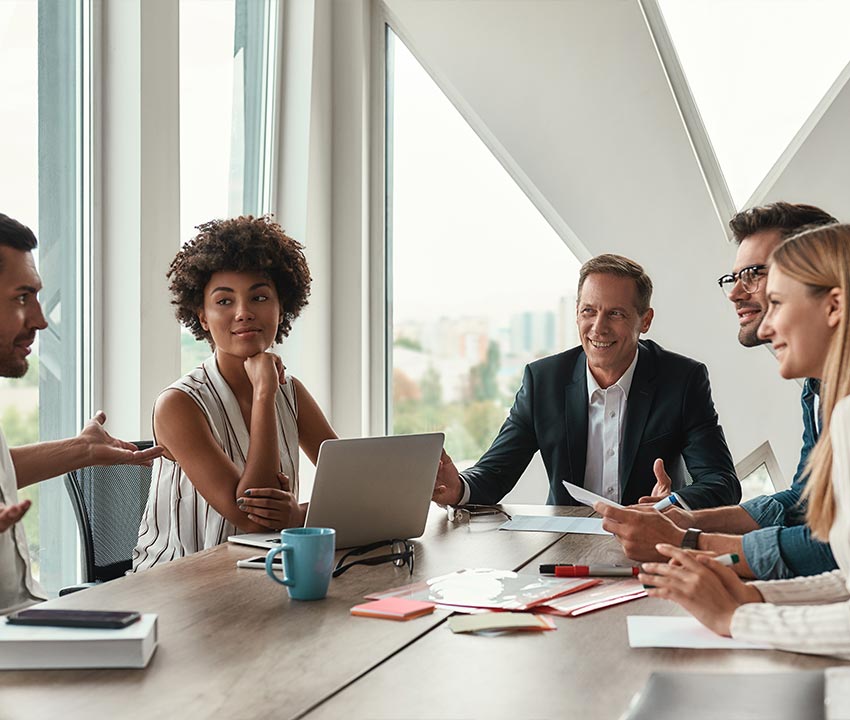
xmin=598 ymin=201 xmax=840 ymax=580
xmin=433 ymin=253 xmax=740 ymax=513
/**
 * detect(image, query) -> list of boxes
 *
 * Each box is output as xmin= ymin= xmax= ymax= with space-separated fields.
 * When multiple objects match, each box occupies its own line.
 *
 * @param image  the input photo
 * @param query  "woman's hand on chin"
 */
xmin=244 ymin=351 xmax=282 ymax=394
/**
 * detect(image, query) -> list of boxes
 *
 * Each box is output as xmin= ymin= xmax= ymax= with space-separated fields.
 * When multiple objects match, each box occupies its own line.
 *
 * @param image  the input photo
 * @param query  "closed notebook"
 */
xmin=350 ymin=598 xmax=436 ymax=621
xmin=0 ymin=613 xmax=158 ymax=669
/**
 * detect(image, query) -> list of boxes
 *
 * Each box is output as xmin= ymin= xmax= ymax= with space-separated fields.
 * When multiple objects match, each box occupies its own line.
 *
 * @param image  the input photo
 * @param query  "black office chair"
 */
xmin=62 ymin=441 xmax=154 ymax=590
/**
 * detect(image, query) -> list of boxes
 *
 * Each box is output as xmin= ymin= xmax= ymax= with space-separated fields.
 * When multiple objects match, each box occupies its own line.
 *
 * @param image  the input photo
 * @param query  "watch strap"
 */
xmin=681 ymin=527 xmax=702 ymax=550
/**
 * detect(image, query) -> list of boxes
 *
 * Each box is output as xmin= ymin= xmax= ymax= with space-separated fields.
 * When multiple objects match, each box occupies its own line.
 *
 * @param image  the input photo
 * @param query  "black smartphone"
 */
xmin=5 ymin=609 xmax=141 ymax=629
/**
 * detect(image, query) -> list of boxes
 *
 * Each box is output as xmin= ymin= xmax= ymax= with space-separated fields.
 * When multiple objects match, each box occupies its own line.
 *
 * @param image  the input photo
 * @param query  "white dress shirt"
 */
xmin=583 ymin=350 xmax=639 ymax=503
xmin=457 ymin=349 xmax=639 ymax=506
xmin=0 ymin=427 xmax=46 ymax=614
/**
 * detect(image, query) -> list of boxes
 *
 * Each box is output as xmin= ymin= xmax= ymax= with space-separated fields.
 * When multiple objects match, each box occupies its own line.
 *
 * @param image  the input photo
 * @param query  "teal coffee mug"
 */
xmin=265 ymin=527 xmax=336 ymax=600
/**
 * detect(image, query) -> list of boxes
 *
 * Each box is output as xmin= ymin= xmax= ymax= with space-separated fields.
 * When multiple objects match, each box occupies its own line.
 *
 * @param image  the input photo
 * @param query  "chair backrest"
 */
xmin=64 ymin=442 xmax=154 ymax=583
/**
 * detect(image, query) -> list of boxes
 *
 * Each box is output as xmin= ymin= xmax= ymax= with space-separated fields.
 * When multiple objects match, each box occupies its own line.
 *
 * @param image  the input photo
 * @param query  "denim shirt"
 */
xmin=740 ymin=379 xmax=837 ymax=579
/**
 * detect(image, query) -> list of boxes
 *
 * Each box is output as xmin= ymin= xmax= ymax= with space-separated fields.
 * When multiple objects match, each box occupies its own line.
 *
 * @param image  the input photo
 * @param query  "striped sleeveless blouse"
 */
xmin=132 ymin=356 xmax=299 ymax=571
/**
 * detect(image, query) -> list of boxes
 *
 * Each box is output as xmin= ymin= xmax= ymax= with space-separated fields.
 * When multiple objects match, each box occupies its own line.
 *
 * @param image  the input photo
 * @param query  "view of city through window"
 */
xmin=386 ymin=31 xmax=582 ymax=491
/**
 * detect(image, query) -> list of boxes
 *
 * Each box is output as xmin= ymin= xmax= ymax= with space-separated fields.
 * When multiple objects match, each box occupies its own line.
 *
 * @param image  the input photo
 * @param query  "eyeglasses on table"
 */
xmin=332 ymin=538 xmax=415 ymax=578
xmin=446 ymin=504 xmax=512 ymax=523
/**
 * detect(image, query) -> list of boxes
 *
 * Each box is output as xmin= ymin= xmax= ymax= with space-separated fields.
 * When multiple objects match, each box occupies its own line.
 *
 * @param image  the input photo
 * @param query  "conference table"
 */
xmin=2 ymin=505 xmax=845 ymax=719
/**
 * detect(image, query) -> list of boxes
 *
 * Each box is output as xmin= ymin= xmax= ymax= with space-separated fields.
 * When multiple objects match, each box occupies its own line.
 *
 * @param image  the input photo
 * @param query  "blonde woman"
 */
xmin=639 ymin=223 xmax=850 ymax=658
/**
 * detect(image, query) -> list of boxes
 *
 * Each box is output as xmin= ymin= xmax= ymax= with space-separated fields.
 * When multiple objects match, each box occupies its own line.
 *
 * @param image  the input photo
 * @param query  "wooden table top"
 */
xmin=4 ymin=504 xmax=845 ymax=720
xmin=304 ymin=517 xmax=850 ymax=720
xmin=0 ymin=504 xmax=570 ymax=720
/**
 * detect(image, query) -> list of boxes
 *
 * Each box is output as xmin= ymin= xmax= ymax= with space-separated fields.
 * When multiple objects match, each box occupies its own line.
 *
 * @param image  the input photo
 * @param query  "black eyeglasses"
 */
xmin=332 ymin=539 xmax=414 ymax=578
xmin=717 ymin=264 xmax=767 ymax=297
xmin=446 ymin=504 xmax=512 ymax=523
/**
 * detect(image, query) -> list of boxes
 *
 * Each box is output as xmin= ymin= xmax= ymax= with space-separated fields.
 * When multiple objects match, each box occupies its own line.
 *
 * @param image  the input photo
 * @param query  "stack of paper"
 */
xmin=0 ymin=613 xmax=158 ymax=669
xmin=538 ymin=579 xmax=646 ymax=616
xmin=448 ymin=612 xmax=556 ymax=634
xmin=366 ymin=568 xmax=600 ymax=611
xmin=350 ymin=598 xmax=435 ymax=621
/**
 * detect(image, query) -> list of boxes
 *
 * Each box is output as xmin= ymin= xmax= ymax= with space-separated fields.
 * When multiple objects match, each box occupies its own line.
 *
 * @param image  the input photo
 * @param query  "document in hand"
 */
xmin=366 ymin=568 xmax=600 ymax=611
xmin=537 ymin=579 xmax=646 ymax=616
xmin=562 ymin=481 xmax=624 ymax=509
xmin=0 ymin=613 xmax=158 ymax=669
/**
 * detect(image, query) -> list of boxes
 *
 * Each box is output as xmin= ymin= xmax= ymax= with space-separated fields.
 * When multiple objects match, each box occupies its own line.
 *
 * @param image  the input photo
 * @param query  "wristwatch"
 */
xmin=681 ymin=527 xmax=702 ymax=550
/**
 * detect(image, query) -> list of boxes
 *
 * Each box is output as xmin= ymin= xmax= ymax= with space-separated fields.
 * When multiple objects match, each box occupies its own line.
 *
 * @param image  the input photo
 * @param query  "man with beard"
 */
xmin=599 ymin=202 xmax=839 ymax=580
xmin=0 ymin=213 xmax=161 ymax=613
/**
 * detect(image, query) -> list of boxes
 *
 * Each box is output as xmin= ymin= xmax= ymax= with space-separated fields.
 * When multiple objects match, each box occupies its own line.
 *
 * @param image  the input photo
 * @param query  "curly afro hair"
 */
xmin=167 ymin=215 xmax=311 ymax=345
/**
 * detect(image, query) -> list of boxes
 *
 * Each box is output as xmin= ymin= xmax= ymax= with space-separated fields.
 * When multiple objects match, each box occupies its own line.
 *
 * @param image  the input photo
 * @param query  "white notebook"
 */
xmin=0 ymin=613 xmax=158 ymax=669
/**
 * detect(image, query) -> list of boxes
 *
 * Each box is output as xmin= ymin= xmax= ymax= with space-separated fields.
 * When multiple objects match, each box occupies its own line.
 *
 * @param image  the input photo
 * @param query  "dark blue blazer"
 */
xmin=461 ymin=339 xmax=740 ymax=508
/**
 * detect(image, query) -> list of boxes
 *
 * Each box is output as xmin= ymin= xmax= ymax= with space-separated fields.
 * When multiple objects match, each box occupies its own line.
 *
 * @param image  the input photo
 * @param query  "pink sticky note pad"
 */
xmin=351 ymin=598 xmax=436 ymax=621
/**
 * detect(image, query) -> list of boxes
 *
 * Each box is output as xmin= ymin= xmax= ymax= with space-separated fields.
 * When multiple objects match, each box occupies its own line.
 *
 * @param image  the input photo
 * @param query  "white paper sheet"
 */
xmin=562 ymin=481 xmax=624 ymax=509
xmin=825 ymin=667 xmax=850 ymax=720
xmin=627 ymin=615 xmax=772 ymax=650
xmin=499 ymin=515 xmax=610 ymax=535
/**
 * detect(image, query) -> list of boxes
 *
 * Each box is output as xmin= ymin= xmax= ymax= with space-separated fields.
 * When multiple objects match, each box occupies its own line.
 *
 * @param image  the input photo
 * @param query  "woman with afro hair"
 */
xmin=133 ymin=216 xmax=336 ymax=570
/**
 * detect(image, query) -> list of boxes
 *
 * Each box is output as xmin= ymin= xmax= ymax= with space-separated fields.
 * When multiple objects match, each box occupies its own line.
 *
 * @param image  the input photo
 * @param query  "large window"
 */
xmin=0 ymin=0 xmax=92 ymax=593
xmin=179 ymin=0 xmax=280 ymax=373
xmin=385 ymin=30 xmax=582 ymax=503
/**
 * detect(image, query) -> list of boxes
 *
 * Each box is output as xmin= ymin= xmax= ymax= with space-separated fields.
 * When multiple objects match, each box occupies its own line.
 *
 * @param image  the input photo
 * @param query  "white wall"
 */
xmin=376 ymin=0 xmax=805 ymax=482
xmin=757 ymin=64 xmax=850 ymax=222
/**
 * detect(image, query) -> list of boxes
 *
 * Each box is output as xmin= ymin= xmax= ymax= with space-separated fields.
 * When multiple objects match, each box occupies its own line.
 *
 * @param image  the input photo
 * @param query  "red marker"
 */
xmin=554 ymin=565 xmax=639 ymax=578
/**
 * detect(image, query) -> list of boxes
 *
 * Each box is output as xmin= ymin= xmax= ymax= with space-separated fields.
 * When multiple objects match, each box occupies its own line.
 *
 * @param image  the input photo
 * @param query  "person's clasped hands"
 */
xmin=637 ymin=544 xmax=764 ymax=636
xmin=237 ymin=472 xmax=303 ymax=531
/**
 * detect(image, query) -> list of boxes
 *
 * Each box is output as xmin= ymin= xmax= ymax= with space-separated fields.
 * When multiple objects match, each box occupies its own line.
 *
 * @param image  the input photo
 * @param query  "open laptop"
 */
xmin=229 ymin=432 xmax=444 ymax=550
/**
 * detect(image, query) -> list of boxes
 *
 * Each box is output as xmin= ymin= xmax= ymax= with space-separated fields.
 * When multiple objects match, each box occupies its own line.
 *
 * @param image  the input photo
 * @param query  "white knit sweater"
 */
xmin=731 ymin=396 xmax=850 ymax=658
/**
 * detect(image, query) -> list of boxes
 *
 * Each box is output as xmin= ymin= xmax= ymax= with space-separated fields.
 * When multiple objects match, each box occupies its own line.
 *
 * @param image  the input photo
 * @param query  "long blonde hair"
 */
xmin=771 ymin=224 xmax=850 ymax=540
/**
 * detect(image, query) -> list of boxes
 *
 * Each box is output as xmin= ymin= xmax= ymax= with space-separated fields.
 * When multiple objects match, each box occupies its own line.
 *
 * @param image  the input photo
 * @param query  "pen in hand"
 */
xmin=652 ymin=493 xmax=692 ymax=512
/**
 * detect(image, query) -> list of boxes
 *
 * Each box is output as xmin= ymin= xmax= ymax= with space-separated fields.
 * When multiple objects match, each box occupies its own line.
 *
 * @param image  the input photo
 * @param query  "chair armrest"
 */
xmin=58 ymin=582 xmax=100 ymax=597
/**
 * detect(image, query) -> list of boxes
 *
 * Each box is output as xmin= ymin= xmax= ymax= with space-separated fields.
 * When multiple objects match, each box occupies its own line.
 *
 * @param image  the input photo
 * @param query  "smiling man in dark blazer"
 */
xmin=432 ymin=254 xmax=739 ymax=510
